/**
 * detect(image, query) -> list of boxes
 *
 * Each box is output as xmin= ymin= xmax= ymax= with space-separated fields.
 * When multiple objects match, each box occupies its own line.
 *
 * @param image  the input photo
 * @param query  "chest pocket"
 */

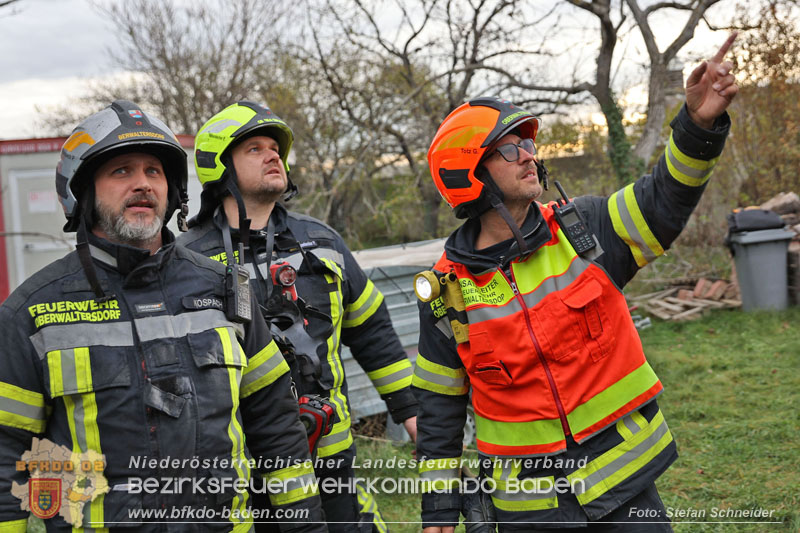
xmin=559 ymin=277 xmax=614 ymax=362
xmin=45 ymin=345 xmax=132 ymax=399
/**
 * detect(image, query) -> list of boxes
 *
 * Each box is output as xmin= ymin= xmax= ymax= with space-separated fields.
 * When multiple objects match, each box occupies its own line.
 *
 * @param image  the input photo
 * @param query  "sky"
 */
xmin=0 ymin=0 xmax=118 ymax=139
xmin=0 ymin=0 xmax=743 ymax=141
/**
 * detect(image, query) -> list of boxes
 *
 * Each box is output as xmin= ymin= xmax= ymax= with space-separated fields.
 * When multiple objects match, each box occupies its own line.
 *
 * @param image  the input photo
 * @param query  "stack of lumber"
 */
xmin=627 ymin=278 xmax=741 ymax=321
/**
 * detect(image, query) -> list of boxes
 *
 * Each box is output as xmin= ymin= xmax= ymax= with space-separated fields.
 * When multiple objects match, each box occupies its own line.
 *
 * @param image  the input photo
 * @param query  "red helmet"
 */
xmin=428 ymin=97 xmax=540 ymax=218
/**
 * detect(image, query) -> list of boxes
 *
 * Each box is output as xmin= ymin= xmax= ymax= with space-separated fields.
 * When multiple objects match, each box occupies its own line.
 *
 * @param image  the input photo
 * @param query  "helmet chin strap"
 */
xmin=488 ymin=193 xmax=531 ymax=256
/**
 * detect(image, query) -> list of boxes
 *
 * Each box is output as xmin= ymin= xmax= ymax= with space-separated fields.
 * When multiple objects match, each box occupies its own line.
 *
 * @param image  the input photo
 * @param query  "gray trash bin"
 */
xmin=730 ymin=228 xmax=796 ymax=311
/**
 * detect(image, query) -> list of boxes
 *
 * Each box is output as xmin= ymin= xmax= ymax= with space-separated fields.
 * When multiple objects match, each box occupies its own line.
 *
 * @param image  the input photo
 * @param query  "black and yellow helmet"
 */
xmin=190 ymin=101 xmax=295 ymax=225
xmin=56 ymin=100 xmax=187 ymax=232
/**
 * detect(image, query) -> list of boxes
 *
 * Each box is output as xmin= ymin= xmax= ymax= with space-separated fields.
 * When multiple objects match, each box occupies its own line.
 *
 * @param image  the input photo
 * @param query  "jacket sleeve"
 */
xmin=338 ymin=244 xmax=418 ymax=424
xmin=575 ymin=104 xmax=731 ymax=288
xmin=0 ymin=303 xmax=48 ymax=532
xmin=238 ymin=297 xmax=326 ymax=532
xmin=412 ymin=294 xmax=470 ymax=529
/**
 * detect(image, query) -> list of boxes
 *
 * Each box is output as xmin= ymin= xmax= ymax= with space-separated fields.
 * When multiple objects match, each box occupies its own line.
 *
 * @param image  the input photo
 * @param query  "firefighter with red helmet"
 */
xmin=413 ymin=36 xmax=738 ymax=532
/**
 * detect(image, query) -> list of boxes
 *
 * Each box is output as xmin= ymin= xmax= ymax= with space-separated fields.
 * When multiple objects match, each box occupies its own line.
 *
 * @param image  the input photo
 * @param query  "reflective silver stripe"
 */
xmin=419 ymin=468 xmax=460 ymax=480
xmin=318 ymin=425 xmax=351 ymax=448
xmin=434 ymin=317 xmax=454 ymax=339
xmin=0 ymin=395 xmax=45 ymax=421
xmin=413 ymin=365 xmax=466 ymax=390
xmin=61 ymin=348 xmax=79 ymax=396
xmin=244 ymin=262 xmax=270 ymax=281
xmin=343 ymin=285 xmax=382 ymax=326
xmin=572 ymin=418 xmax=670 ymax=497
xmin=281 ymin=247 xmax=345 ymax=271
xmin=621 ymin=414 xmax=642 ymax=436
xmin=612 ymin=192 xmax=658 ymax=264
xmin=311 ymin=248 xmax=344 ymax=268
xmin=30 ymin=322 xmax=134 ymax=359
xmin=466 ymin=258 xmax=589 ymax=325
xmin=88 ymin=245 xmax=117 ymax=268
xmin=240 ymin=350 xmax=285 ymax=391
xmin=369 ymin=365 xmax=412 ymax=390
xmin=666 ymin=142 xmax=714 ymax=183
xmin=134 ymin=309 xmax=244 ymax=342
xmin=198 ymin=118 xmax=241 ymax=135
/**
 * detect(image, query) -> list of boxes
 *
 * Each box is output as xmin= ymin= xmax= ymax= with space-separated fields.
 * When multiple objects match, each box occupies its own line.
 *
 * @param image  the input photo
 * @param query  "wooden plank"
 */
xmin=721 ymin=299 xmax=742 ymax=307
xmin=694 ymin=298 xmax=726 ymax=308
xmin=643 ymin=304 xmax=673 ymax=320
xmin=663 ymin=297 xmax=708 ymax=308
xmin=627 ymin=288 xmax=677 ymax=302
xmin=652 ymin=299 xmax=685 ymax=313
xmin=671 ymin=306 xmax=705 ymax=320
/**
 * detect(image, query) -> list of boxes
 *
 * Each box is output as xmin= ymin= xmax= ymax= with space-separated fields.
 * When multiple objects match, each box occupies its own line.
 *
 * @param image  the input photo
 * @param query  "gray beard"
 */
xmin=95 ymin=199 xmax=164 ymax=249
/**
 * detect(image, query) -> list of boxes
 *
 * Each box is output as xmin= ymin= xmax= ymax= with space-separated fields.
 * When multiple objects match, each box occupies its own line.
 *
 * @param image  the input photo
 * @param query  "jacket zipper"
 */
xmin=499 ymin=267 xmax=571 ymax=436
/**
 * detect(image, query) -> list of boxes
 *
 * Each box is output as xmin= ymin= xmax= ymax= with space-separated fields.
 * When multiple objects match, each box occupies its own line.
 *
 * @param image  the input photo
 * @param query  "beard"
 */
xmin=95 ymin=193 xmax=166 ymax=249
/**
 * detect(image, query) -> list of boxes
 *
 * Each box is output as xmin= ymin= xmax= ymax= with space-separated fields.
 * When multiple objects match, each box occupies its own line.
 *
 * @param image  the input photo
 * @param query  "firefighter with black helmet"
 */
xmin=179 ymin=101 xmax=419 ymax=532
xmin=0 ymin=101 xmax=325 ymax=532
xmin=413 ymin=36 xmax=739 ymax=532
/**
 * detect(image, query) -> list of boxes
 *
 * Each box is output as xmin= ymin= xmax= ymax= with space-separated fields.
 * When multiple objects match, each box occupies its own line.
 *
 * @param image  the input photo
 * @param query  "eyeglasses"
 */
xmin=493 ymin=138 xmax=537 ymax=162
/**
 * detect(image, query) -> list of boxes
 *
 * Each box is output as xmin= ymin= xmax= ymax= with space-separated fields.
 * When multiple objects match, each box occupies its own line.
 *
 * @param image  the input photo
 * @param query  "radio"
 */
xmin=552 ymin=181 xmax=596 ymax=255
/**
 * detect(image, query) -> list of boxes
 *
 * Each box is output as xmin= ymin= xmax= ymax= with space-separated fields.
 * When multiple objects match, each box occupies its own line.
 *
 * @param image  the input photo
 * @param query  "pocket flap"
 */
xmin=561 ymin=278 xmax=603 ymax=309
xmin=46 ymin=347 xmax=131 ymax=398
xmin=188 ymin=328 xmax=247 ymax=369
xmin=468 ymin=330 xmax=494 ymax=356
xmin=474 ymin=361 xmax=512 ymax=386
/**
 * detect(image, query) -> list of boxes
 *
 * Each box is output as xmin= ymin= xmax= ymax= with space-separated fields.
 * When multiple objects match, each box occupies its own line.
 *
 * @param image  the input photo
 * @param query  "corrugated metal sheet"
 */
xmin=342 ymin=264 xmax=425 ymax=420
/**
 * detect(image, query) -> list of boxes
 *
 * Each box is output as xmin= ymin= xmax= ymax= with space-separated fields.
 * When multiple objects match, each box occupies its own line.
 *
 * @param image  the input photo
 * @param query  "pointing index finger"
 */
xmin=711 ymin=32 xmax=738 ymax=64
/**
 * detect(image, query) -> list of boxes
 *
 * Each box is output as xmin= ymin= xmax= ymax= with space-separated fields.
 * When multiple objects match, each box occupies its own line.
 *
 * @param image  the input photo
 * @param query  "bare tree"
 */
xmin=82 ymin=0 xmax=291 ymax=134
xmin=308 ymin=0 xmax=560 ymax=238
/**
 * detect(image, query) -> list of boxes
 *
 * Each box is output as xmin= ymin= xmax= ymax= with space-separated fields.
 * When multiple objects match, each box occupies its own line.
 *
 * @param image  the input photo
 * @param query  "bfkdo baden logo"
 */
xmin=30 ymin=478 xmax=62 ymax=519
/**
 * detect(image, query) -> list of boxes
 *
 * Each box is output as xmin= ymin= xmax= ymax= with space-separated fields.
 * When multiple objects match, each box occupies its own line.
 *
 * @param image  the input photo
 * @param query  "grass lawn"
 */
xmin=27 ymin=307 xmax=800 ymax=532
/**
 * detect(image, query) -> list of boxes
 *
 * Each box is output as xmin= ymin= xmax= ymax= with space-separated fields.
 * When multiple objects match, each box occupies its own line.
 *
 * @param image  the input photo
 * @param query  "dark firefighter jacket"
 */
xmin=412 ymin=105 xmax=730 ymax=527
xmin=0 ymin=229 xmax=324 ymax=533
xmin=178 ymin=204 xmax=418 ymax=463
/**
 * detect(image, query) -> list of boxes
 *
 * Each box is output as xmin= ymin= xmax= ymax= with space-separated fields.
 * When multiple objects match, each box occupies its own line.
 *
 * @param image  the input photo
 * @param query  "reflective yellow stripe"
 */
xmin=566 ymin=361 xmax=660 ymax=436
xmin=318 ymin=259 xmax=352 ymax=458
xmin=474 ymin=412 xmax=564 ymax=448
xmin=491 ymin=459 xmax=558 ymax=511
xmin=665 ymin=133 xmax=719 ymax=187
xmin=419 ymin=457 xmax=462 ymax=493
xmin=343 ymin=279 xmax=384 ymax=328
xmin=0 ymin=519 xmax=27 ymax=533
xmin=317 ymin=408 xmax=353 ymax=458
xmin=608 ymin=184 xmax=664 ymax=267
xmin=0 ymin=381 xmax=46 ymax=433
xmin=568 ymin=410 xmax=673 ymax=505
xmin=367 ymin=359 xmax=413 ymax=395
xmin=356 ymin=482 xmax=387 ymax=533
xmin=217 ymin=328 xmax=251 ymax=529
xmin=266 ymin=461 xmax=319 ymax=506
xmin=241 ymin=340 xmax=289 ymax=398
xmin=54 ymin=348 xmax=107 ymax=531
xmin=412 ymin=354 xmax=468 ymax=396
xmin=513 ymin=229 xmax=578 ymax=294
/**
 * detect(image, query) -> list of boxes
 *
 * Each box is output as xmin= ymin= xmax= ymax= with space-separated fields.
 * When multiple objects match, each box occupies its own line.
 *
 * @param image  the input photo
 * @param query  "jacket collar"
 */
xmin=444 ymin=202 xmax=552 ymax=273
xmin=87 ymin=228 xmax=176 ymax=277
xmin=212 ymin=202 xmax=290 ymax=239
